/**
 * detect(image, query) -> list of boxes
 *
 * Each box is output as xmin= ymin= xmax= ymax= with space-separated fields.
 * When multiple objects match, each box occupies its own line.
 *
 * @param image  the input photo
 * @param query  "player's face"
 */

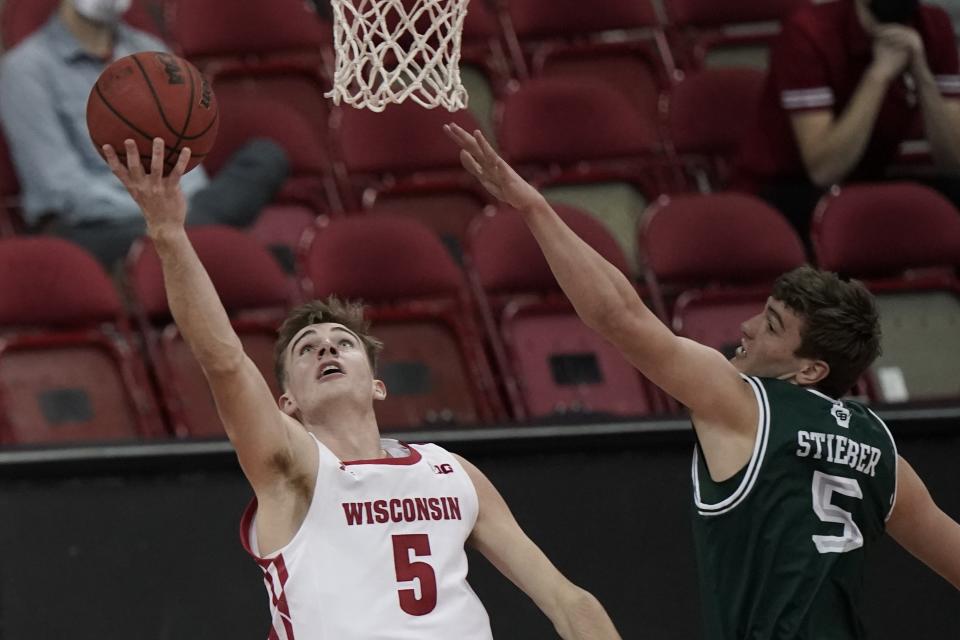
xmin=281 ymin=323 xmax=385 ymax=417
xmin=731 ymin=298 xmax=810 ymax=379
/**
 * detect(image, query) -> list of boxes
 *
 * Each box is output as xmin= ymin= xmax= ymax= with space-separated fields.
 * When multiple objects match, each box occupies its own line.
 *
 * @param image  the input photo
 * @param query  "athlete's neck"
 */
xmin=60 ymin=3 xmax=115 ymax=59
xmin=302 ymin=404 xmax=385 ymax=461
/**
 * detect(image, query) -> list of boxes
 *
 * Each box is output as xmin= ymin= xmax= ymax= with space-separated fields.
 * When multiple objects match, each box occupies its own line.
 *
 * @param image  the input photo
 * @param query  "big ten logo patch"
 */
xmin=831 ymin=402 xmax=851 ymax=429
xmin=433 ymin=463 xmax=454 ymax=475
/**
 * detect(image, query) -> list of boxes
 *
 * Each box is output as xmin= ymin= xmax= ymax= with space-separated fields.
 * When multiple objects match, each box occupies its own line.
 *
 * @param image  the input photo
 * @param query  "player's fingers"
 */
xmin=168 ymin=146 xmax=191 ymax=183
xmin=459 ymin=149 xmax=484 ymax=178
xmin=442 ymin=123 xmax=464 ymax=143
xmin=443 ymin=122 xmax=470 ymax=144
xmin=124 ymin=139 xmax=145 ymax=179
xmin=102 ymin=144 xmax=124 ymax=173
xmin=102 ymin=144 xmax=132 ymax=186
xmin=446 ymin=122 xmax=484 ymax=157
xmin=150 ymin=138 xmax=165 ymax=180
xmin=473 ymin=129 xmax=500 ymax=167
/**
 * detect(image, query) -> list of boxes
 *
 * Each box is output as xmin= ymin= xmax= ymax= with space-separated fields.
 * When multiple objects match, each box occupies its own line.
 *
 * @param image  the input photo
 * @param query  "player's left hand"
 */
xmin=103 ymin=137 xmax=191 ymax=238
xmin=444 ymin=123 xmax=546 ymax=212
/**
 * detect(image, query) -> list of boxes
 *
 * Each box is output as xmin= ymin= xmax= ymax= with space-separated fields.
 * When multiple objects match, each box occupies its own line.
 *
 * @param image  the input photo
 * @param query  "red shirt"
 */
xmin=735 ymin=0 xmax=960 ymax=190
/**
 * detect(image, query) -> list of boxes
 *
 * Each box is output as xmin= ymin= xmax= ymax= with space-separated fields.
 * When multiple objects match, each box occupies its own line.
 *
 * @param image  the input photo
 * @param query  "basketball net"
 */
xmin=326 ymin=0 xmax=469 ymax=112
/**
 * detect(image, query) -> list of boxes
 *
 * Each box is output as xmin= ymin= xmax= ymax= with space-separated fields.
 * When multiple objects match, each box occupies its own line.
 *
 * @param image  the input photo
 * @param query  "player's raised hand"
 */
xmin=103 ymin=137 xmax=191 ymax=237
xmin=444 ymin=123 xmax=545 ymax=212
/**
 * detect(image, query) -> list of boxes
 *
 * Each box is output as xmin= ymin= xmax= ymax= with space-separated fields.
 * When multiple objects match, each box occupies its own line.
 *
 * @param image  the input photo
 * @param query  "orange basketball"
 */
xmin=86 ymin=51 xmax=218 ymax=175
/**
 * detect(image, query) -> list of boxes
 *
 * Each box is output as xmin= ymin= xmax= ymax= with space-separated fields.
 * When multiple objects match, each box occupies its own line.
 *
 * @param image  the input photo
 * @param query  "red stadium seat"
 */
xmin=455 ymin=0 xmax=512 ymax=131
xmin=501 ymin=0 xmax=673 ymax=126
xmin=663 ymin=67 xmax=766 ymax=190
xmin=664 ymin=0 xmax=805 ymax=30
xmin=508 ymin=0 xmax=659 ymax=40
xmin=535 ymin=47 xmax=665 ymax=132
xmin=1 ymin=0 xmax=165 ymax=50
xmin=501 ymin=0 xmax=676 ymax=82
xmin=332 ymin=100 xmax=480 ymax=183
xmin=126 ymin=226 xmax=293 ymax=438
xmin=663 ymin=0 xmax=805 ymax=69
xmin=330 ymin=101 xmax=488 ymax=235
xmin=498 ymin=78 xmax=662 ymax=166
xmin=204 ymin=89 xmax=337 ymax=228
xmin=462 ymin=0 xmax=503 ymax=65
xmin=639 ymin=192 xmax=806 ymax=366
xmin=0 ymin=237 xmax=165 ymax=445
xmin=812 ymin=182 xmax=960 ymax=403
xmin=466 ymin=203 xmax=663 ymax=420
xmin=172 ymin=0 xmax=329 ymax=59
xmin=298 ymin=215 xmax=503 ymax=429
xmin=812 ymin=183 xmax=960 ymax=278
xmin=248 ymin=203 xmax=321 ymax=268
xmin=171 ymin=0 xmax=331 ymax=144
xmin=497 ymin=77 xmax=667 ymax=270
xmin=364 ymin=187 xmax=489 ymax=265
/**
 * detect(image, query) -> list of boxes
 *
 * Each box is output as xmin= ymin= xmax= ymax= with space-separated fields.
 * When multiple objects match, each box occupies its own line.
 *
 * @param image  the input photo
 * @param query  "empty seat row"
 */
xmin=1 ymin=0 xmax=805 ymax=72
xmin=0 ymin=68 xmax=765 ymax=273
xmin=1 ymin=183 xmax=958 ymax=447
xmin=0 ymin=0 xmax=823 ymax=270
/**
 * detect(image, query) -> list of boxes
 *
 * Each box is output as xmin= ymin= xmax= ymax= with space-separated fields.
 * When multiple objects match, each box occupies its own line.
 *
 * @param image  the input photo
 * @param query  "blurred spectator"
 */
xmin=0 ymin=0 xmax=288 ymax=267
xmin=735 ymin=0 xmax=960 ymax=243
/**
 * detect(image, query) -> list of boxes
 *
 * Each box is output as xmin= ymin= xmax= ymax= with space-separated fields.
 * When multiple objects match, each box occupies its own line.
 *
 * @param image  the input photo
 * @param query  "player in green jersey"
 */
xmin=447 ymin=123 xmax=960 ymax=639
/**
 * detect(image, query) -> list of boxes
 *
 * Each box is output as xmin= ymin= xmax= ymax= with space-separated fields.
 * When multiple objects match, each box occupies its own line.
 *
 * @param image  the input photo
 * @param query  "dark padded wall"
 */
xmin=0 ymin=430 xmax=956 ymax=639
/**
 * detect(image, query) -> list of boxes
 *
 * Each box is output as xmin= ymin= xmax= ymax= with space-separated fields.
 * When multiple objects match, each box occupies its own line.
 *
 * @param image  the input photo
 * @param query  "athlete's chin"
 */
xmin=313 ymin=386 xmax=374 ymax=406
xmin=730 ymin=354 xmax=749 ymax=372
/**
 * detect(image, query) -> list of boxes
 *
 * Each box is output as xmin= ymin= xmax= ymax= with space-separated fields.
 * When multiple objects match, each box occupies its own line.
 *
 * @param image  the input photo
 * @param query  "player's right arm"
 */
xmin=886 ymin=456 xmax=960 ymax=589
xmin=104 ymin=139 xmax=314 ymax=497
xmin=455 ymin=455 xmax=623 ymax=639
xmin=445 ymin=124 xmax=757 ymax=446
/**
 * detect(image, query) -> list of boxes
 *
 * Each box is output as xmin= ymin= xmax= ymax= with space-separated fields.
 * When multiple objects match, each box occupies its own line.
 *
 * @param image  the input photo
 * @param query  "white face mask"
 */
xmin=73 ymin=0 xmax=132 ymax=24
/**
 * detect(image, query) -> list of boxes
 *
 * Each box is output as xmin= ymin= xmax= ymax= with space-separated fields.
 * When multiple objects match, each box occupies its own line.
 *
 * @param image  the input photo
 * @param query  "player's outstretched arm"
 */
xmin=444 ymin=123 xmax=754 ymax=434
xmin=455 ymin=454 xmax=623 ymax=639
xmin=104 ymin=139 xmax=312 ymax=495
xmin=886 ymin=456 xmax=960 ymax=589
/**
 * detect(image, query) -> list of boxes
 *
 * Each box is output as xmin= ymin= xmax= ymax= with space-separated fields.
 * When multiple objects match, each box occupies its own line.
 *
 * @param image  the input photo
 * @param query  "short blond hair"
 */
xmin=274 ymin=296 xmax=383 ymax=388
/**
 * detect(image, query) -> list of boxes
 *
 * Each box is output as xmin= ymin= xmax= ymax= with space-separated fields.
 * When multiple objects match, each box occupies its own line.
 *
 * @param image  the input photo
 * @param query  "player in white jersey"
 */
xmin=103 ymin=137 xmax=623 ymax=640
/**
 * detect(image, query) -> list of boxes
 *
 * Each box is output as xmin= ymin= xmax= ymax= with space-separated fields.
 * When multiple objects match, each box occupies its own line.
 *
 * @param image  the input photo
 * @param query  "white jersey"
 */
xmin=240 ymin=436 xmax=494 ymax=640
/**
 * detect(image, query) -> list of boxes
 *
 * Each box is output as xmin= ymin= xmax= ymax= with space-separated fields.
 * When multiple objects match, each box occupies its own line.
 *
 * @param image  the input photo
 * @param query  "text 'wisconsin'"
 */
xmin=342 ymin=497 xmax=463 ymax=525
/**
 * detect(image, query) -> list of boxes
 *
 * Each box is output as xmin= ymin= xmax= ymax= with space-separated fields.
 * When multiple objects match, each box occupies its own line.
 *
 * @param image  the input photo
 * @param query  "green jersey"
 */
xmin=692 ymin=376 xmax=898 ymax=640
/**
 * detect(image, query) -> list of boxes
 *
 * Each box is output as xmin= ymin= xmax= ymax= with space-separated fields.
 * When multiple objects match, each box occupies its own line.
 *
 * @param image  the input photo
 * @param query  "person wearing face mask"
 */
xmin=734 ymin=0 xmax=960 ymax=249
xmin=0 ymin=0 xmax=289 ymax=268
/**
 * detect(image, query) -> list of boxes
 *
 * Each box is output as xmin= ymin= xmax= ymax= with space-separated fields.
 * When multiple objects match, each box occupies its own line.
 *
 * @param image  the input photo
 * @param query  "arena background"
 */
xmin=0 ymin=0 xmax=959 ymax=638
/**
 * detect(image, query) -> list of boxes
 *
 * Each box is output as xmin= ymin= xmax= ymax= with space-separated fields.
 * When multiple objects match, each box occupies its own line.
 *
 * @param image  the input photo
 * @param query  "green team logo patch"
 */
xmin=831 ymin=402 xmax=851 ymax=429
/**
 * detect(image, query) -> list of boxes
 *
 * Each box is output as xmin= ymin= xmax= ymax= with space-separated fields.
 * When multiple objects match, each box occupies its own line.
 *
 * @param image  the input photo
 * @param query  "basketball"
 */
xmin=86 ymin=51 xmax=218 ymax=175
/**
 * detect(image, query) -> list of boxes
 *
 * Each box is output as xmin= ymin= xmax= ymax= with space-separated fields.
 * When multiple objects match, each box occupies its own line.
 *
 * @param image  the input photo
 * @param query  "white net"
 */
xmin=326 ymin=0 xmax=470 ymax=112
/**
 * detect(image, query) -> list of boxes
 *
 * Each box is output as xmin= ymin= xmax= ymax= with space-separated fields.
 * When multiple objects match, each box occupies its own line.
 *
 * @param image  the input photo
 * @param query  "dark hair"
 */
xmin=274 ymin=297 xmax=383 ymax=389
xmin=772 ymin=266 xmax=881 ymax=398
